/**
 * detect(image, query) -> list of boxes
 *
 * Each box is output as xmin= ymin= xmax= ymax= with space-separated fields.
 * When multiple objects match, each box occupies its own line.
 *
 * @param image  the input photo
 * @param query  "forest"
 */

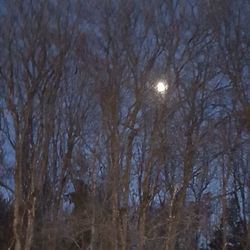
xmin=0 ymin=0 xmax=250 ymax=249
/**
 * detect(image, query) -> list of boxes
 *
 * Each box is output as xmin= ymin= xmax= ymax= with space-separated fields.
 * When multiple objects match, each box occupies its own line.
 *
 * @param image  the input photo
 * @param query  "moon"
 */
xmin=156 ymin=81 xmax=168 ymax=93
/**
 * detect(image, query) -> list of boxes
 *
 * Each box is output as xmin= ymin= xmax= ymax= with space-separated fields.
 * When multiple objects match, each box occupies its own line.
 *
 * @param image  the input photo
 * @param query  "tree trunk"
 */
xmin=13 ymin=191 xmax=22 ymax=250
xmin=138 ymin=207 xmax=146 ymax=250
xmin=24 ymin=196 xmax=36 ymax=250
xmin=13 ymin=148 xmax=24 ymax=250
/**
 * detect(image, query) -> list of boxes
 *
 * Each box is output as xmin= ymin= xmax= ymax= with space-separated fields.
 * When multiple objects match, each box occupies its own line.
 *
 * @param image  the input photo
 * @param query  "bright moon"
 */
xmin=156 ymin=81 xmax=168 ymax=93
